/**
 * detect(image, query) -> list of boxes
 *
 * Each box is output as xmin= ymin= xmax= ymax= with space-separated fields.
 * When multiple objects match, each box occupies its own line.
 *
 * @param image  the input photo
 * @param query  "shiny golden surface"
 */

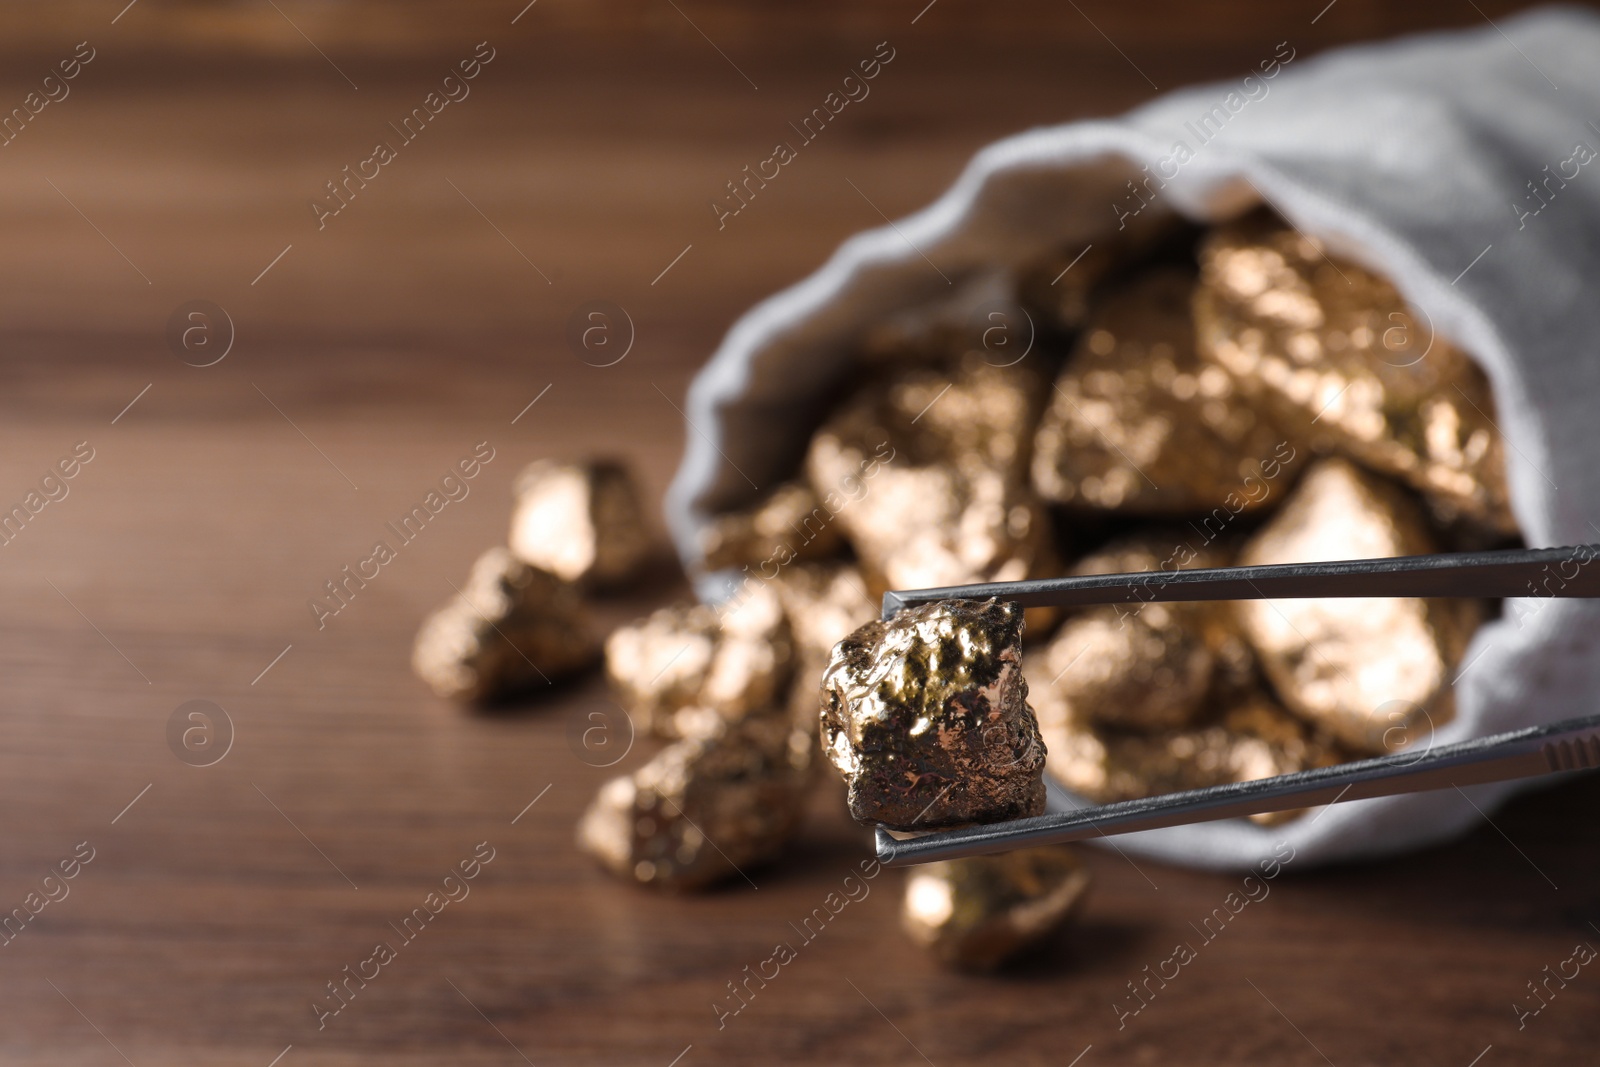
xmin=1038 ymin=691 xmax=1339 ymax=817
xmin=509 ymin=458 xmax=653 ymax=587
xmin=771 ymin=562 xmax=880 ymax=732
xmin=411 ymin=547 xmax=600 ymax=703
xmin=1027 ymin=534 xmax=1234 ymax=733
xmin=604 ymin=584 xmax=793 ymax=739
xmin=697 ymin=481 xmax=845 ymax=572
xmin=576 ymin=716 xmax=812 ymax=891
xmin=804 ymin=354 xmax=1056 ymax=596
xmin=1026 ymin=532 xmax=1341 ymax=819
xmin=1194 ymin=213 xmax=1514 ymax=533
xmin=1233 ymin=457 xmax=1481 ymax=753
xmin=821 ymin=599 xmax=1046 ymax=830
xmin=1033 ymin=269 xmax=1299 ymax=514
xmin=902 ymin=845 xmax=1092 ymax=971
xmin=772 ymin=563 xmax=879 ymax=665
xmin=1030 ymin=604 xmax=1213 ymax=733
xmin=605 ymin=602 xmax=720 ymax=730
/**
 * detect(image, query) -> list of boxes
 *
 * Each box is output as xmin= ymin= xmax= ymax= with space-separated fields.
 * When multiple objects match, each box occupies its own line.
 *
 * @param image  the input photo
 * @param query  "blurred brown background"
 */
xmin=1 ymin=1 xmax=1596 ymax=1064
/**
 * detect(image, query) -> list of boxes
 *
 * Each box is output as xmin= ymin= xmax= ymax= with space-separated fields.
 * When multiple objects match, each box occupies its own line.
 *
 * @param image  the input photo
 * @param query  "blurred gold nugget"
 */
xmin=771 ymin=562 xmax=879 ymax=665
xmin=1194 ymin=214 xmax=1514 ymax=534
xmin=1033 ymin=269 xmax=1299 ymax=514
xmin=697 ymin=481 xmax=844 ymax=572
xmin=1026 ymin=532 xmax=1340 ymax=818
xmin=1233 ymin=457 xmax=1481 ymax=754
xmin=604 ymin=583 xmax=793 ymax=739
xmin=605 ymin=602 xmax=718 ymax=728
xmin=577 ymin=716 xmax=812 ymax=891
xmin=821 ymin=599 xmax=1046 ymax=831
xmin=509 ymin=458 xmax=652 ymax=587
xmin=1040 ymin=694 xmax=1337 ymax=820
xmin=1028 ymin=534 xmax=1233 ymax=734
xmin=805 ymin=355 xmax=1056 ymax=596
xmin=1031 ymin=605 xmax=1213 ymax=734
xmin=412 ymin=547 xmax=599 ymax=702
xmin=902 ymin=845 xmax=1092 ymax=971
xmin=770 ymin=562 xmax=879 ymax=730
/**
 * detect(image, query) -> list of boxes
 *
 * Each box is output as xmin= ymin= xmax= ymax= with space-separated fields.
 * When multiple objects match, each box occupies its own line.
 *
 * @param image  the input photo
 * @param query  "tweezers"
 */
xmin=875 ymin=543 xmax=1600 ymax=866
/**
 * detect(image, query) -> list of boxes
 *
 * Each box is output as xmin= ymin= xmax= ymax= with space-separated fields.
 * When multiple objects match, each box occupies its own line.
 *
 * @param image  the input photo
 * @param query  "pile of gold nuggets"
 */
xmin=413 ymin=211 xmax=1516 ymax=970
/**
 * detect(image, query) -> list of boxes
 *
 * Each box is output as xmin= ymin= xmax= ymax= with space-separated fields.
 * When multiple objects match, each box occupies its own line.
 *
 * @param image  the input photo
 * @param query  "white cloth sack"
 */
xmin=664 ymin=7 xmax=1600 ymax=870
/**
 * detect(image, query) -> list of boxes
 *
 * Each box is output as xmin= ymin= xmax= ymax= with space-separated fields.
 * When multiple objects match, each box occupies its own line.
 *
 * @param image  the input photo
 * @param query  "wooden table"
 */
xmin=2 ymin=1 xmax=1595 ymax=1062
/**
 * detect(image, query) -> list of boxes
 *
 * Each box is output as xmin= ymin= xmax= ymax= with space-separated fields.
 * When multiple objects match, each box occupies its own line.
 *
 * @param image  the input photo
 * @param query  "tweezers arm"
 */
xmin=881 ymin=543 xmax=1600 ymax=619
xmin=876 ymin=711 xmax=1600 ymax=866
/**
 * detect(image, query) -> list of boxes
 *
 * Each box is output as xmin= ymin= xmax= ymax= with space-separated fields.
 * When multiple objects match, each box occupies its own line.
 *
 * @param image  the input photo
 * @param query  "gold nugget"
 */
xmin=1027 ymin=534 xmax=1232 ymax=734
xmin=604 ymin=583 xmax=793 ymax=739
xmin=577 ymin=716 xmax=812 ymax=891
xmin=1194 ymin=212 xmax=1515 ymax=533
xmin=509 ymin=458 xmax=652 ymax=587
xmin=1233 ymin=458 xmax=1482 ymax=753
xmin=772 ymin=563 xmax=879 ymax=666
xmin=1033 ymin=269 xmax=1298 ymax=514
xmin=805 ymin=354 xmax=1056 ymax=597
xmin=698 ymin=481 xmax=844 ymax=572
xmin=902 ymin=845 xmax=1092 ymax=971
xmin=821 ymin=599 xmax=1046 ymax=830
xmin=1039 ymin=691 xmax=1338 ymax=818
xmin=771 ymin=563 xmax=879 ymax=732
xmin=412 ymin=548 xmax=599 ymax=703
xmin=1030 ymin=605 xmax=1213 ymax=734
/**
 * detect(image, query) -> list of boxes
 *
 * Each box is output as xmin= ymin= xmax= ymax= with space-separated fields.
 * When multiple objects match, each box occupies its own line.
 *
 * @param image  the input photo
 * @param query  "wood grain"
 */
xmin=0 ymin=2 xmax=1596 ymax=1063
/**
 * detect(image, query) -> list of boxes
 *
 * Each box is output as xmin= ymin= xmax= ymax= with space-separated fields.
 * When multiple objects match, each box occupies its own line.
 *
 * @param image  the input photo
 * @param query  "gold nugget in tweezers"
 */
xmin=874 ymin=542 xmax=1600 ymax=865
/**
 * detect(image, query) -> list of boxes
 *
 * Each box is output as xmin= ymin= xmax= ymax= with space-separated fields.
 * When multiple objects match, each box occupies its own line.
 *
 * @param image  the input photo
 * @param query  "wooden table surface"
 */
xmin=2 ymin=1 xmax=1597 ymax=1063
